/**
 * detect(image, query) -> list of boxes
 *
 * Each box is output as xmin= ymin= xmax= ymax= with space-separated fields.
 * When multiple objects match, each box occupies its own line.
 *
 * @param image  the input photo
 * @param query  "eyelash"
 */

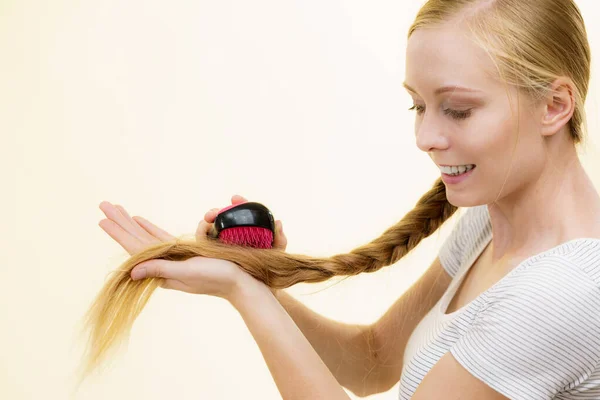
xmin=408 ymin=105 xmax=472 ymax=120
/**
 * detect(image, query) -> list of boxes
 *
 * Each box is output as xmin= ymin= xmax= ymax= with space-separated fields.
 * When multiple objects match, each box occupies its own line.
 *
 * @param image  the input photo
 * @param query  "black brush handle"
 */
xmin=212 ymin=202 xmax=275 ymax=236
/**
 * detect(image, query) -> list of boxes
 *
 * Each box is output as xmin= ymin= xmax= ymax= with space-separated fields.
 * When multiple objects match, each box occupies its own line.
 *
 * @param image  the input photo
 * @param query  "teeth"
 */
xmin=440 ymin=164 xmax=475 ymax=175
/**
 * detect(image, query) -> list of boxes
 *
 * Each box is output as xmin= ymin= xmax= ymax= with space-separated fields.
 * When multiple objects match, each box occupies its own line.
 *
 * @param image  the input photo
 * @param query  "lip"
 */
xmin=441 ymin=166 xmax=476 ymax=184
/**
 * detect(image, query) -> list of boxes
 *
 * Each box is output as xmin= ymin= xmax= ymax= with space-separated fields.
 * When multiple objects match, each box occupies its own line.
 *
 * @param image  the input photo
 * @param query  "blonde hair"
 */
xmin=79 ymin=0 xmax=592 ymax=382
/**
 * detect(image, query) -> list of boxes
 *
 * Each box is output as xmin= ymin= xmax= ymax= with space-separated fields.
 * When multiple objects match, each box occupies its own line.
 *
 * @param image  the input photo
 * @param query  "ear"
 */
xmin=539 ymin=77 xmax=576 ymax=138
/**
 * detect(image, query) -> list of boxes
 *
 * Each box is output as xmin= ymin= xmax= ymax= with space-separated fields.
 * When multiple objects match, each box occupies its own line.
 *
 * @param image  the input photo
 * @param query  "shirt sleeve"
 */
xmin=449 ymin=257 xmax=600 ymax=400
xmin=438 ymin=205 xmax=491 ymax=278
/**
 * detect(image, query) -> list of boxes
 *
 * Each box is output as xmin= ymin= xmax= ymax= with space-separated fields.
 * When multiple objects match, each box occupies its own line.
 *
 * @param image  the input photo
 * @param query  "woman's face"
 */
xmin=404 ymin=23 xmax=549 ymax=207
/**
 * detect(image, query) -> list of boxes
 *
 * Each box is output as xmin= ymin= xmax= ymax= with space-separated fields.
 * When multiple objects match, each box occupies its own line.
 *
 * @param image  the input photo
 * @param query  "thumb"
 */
xmin=131 ymin=259 xmax=188 ymax=281
xmin=273 ymin=220 xmax=287 ymax=251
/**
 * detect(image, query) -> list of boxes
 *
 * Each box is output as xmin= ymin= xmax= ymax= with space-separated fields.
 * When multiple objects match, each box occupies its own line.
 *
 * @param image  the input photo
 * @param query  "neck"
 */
xmin=487 ymin=151 xmax=600 ymax=264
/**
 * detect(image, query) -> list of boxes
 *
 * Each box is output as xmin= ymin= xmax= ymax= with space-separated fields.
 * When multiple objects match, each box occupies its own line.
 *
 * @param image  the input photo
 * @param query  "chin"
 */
xmin=444 ymin=192 xmax=484 ymax=208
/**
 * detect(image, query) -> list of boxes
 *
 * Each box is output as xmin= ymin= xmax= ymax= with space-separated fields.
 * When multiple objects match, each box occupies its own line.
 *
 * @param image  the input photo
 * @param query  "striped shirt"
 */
xmin=397 ymin=205 xmax=600 ymax=399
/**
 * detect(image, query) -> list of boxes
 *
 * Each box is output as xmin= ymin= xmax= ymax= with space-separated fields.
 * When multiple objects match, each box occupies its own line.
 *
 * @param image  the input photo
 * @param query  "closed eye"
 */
xmin=408 ymin=105 xmax=472 ymax=120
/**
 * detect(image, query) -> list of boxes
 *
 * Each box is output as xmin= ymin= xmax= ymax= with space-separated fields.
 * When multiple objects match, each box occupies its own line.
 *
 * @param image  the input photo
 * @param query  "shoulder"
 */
xmin=450 ymin=247 xmax=600 ymax=397
xmin=489 ymin=239 xmax=600 ymax=305
xmin=560 ymin=238 xmax=600 ymax=285
xmin=485 ymin=242 xmax=600 ymax=328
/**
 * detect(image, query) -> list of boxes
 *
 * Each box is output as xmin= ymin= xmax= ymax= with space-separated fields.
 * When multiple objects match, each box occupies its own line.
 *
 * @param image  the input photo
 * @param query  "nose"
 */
xmin=415 ymin=116 xmax=449 ymax=153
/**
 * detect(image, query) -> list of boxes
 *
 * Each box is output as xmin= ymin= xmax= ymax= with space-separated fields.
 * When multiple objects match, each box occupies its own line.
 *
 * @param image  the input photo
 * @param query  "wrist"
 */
xmin=269 ymin=287 xmax=281 ymax=298
xmin=228 ymin=269 xmax=272 ymax=310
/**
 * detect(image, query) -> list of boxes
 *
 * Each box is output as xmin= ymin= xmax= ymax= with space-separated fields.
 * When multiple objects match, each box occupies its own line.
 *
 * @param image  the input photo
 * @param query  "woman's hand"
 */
xmin=130 ymin=254 xmax=250 ymax=300
xmin=98 ymin=195 xmax=287 ymax=256
xmin=98 ymin=201 xmax=176 ymax=256
xmin=97 ymin=195 xmax=288 ymax=299
xmin=97 ymin=199 xmax=247 ymax=299
xmin=195 ymin=194 xmax=288 ymax=251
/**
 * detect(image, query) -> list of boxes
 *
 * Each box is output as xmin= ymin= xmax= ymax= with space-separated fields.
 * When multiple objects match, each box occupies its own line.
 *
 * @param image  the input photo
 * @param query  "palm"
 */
xmin=170 ymin=256 xmax=245 ymax=296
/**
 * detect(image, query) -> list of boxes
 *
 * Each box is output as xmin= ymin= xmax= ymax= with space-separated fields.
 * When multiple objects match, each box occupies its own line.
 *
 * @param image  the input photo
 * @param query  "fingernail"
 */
xmin=131 ymin=267 xmax=147 ymax=280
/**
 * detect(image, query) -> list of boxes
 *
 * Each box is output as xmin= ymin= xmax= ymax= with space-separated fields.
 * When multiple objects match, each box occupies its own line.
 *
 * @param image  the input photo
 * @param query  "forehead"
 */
xmin=405 ymin=24 xmax=498 ymax=92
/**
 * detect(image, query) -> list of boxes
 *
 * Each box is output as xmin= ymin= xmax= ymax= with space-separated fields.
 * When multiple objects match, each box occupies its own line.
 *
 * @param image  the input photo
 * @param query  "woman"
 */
xmin=91 ymin=0 xmax=600 ymax=398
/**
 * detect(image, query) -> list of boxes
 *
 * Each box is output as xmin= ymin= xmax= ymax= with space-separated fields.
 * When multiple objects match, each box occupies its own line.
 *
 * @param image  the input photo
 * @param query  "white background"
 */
xmin=1 ymin=0 xmax=598 ymax=399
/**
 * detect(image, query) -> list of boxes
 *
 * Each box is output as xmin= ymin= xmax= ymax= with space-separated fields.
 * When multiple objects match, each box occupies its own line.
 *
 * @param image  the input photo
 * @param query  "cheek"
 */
xmin=478 ymin=111 xmax=544 ymax=182
xmin=468 ymin=110 xmax=515 ymax=158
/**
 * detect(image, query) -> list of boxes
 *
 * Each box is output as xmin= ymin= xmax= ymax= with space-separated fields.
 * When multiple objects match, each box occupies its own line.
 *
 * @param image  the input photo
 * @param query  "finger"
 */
xmin=130 ymin=259 xmax=189 ymax=281
xmin=115 ymin=204 xmax=159 ymax=243
xmin=231 ymin=195 xmax=248 ymax=204
xmin=159 ymin=279 xmax=192 ymax=292
xmin=99 ymin=201 xmax=138 ymax=235
xmin=196 ymin=219 xmax=218 ymax=242
xmin=273 ymin=220 xmax=287 ymax=251
xmin=132 ymin=215 xmax=176 ymax=242
xmin=204 ymin=195 xmax=247 ymax=223
xmin=203 ymin=208 xmax=221 ymax=223
xmin=98 ymin=218 xmax=145 ymax=255
xmin=99 ymin=202 xmax=151 ymax=242
xmin=202 ymin=196 xmax=248 ymax=225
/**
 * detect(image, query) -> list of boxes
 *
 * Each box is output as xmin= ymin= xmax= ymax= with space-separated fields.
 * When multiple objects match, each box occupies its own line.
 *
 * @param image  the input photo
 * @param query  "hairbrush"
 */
xmin=208 ymin=201 xmax=275 ymax=249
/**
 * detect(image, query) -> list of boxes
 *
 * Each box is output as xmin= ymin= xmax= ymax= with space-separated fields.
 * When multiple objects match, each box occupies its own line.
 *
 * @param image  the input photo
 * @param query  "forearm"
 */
xmin=229 ymin=276 xmax=351 ymax=400
xmin=270 ymin=289 xmax=382 ymax=396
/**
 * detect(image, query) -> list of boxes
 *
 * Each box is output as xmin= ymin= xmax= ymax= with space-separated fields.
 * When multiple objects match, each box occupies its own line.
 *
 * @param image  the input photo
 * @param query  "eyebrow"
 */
xmin=403 ymin=82 xmax=482 ymax=95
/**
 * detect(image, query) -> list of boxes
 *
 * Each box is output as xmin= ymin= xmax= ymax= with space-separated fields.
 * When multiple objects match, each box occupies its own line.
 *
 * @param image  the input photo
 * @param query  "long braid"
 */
xmin=79 ymin=177 xmax=457 ymax=379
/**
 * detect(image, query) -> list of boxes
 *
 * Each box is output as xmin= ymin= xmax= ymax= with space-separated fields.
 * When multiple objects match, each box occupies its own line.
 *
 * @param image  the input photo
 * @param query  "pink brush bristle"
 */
xmin=218 ymin=226 xmax=274 ymax=249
